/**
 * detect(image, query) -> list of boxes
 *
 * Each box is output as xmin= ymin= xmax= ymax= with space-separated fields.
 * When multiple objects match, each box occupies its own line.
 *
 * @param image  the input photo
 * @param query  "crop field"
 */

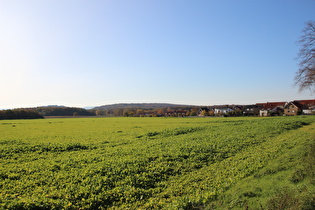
xmin=1 ymin=116 xmax=315 ymax=209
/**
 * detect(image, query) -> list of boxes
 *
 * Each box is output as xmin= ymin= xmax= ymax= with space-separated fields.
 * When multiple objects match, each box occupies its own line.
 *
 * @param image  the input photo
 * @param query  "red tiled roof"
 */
xmin=294 ymin=99 xmax=315 ymax=106
xmin=256 ymin=102 xmax=286 ymax=110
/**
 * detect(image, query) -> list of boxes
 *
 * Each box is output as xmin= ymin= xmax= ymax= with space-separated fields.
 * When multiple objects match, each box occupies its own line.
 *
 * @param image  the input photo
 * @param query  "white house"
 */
xmin=259 ymin=110 xmax=269 ymax=117
xmin=214 ymin=107 xmax=233 ymax=115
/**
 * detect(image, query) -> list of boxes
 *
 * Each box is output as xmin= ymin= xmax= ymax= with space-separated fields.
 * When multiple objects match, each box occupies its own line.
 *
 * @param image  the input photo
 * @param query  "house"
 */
xmin=294 ymin=99 xmax=315 ymax=114
xmin=284 ymin=101 xmax=303 ymax=116
xmin=270 ymin=106 xmax=284 ymax=116
xmin=259 ymin=109 xmax=269 ymax=117
xmin=256 ymin=102 xmax=286 ymax=110
xmin=165 ymin=110 xmax=187 ymax=117
xmin=175 ymin=110 xmax=188 ymax=117
xmin=302 ymin=109 xmax=314 ymax=115
xmin=242 ymin=105 xmax=260 ymax=116
xmin=233 ymin=106 xmax=243 ymax=111
xmin=197 ymin=107 xmax=211 ymax=116
xmin=257 ymin=102 xmax=286 ymax=117
xmin=214 ymin=107 xmax=234 ymax=115
xmin=295 ymin=99 xmax=315 ymax=107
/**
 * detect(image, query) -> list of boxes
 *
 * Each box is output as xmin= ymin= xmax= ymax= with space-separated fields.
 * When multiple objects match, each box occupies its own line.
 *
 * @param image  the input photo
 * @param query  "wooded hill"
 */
xmin=93 ymin=103 xmax=194 ymax=110
xmin=31 ymin=106 xmax=95 ymax=116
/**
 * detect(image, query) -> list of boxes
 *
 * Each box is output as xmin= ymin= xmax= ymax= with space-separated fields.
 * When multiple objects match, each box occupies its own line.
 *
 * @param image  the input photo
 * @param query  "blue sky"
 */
xmin=1 ymin=0 xmax=315 ymax=109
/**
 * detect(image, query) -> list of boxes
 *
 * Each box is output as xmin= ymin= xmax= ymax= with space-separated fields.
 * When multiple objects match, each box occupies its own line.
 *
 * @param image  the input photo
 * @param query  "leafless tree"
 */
xmin=295 ymin=21 xmax=315 ymax=92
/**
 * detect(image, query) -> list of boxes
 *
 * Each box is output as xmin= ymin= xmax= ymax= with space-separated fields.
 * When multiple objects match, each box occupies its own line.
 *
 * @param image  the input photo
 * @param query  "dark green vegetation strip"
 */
xmin=0 ymin=116 xmax=314 ymax=209
xmin=144 ymin=126 xmax=205 ymax=138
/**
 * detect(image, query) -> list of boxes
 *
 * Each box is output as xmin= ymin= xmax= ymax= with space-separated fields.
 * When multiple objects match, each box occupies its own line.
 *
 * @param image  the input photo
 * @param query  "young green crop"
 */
xmin=0 ymin=116 xmax=314 ymax=209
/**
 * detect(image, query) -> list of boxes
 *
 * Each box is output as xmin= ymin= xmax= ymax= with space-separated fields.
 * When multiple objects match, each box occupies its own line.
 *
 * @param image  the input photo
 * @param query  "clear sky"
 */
xmin=1 ymin=0 xmax=315 ymax=109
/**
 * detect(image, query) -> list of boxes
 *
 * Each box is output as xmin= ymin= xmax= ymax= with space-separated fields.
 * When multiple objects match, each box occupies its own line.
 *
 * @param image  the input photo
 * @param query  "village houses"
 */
xmin=196 ymin=99 xmax=315 ymax=117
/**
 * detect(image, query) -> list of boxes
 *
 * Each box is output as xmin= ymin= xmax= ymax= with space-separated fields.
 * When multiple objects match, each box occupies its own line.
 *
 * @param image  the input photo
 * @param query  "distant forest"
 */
xmin=0 ymin=109 xmax=44 ymax=120
xmin=0 ymin=107 xmax=95 ymax=120
xmin=31 ymin=107 xmax=95 ymax=116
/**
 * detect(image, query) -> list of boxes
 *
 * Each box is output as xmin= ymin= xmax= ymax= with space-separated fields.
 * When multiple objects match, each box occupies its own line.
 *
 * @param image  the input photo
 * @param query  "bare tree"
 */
xmin=295 ymin=21 xmax=315 ymax=92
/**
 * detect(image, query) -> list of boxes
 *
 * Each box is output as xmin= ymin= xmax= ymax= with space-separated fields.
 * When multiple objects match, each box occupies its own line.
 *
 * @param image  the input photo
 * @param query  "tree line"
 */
xmin=93 ymin=107 xmax=201 ymax=117
xmin=0 ymin=109 xmax=44 ymax=120
xmin=31 ymin=107 xmax=95 ymax=116
xmin=0 ymin=107 xmax=96 ymax=120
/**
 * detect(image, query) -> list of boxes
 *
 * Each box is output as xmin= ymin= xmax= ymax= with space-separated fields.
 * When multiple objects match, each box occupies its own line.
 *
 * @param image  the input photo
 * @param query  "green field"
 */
xmin=1 ymin=116 xmax=315 ymax=209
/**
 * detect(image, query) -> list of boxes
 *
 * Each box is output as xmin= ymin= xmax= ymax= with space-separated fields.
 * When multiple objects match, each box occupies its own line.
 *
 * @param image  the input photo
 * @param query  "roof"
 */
xmin=243 ymin=105 xmax=259 ymax=108
xmin=198 ymin=107 xmax=210 ymax=112
xmin=294 ymin=99 xmax=315 ymax=105
xmin=284 ymin=101 xmax=303 ymax=109
xmin=214 ymin=107 xmax=233 ymax=110
xmin=294 ymin=100 xmax=315 ymax=108
xmin=256 ymin=102 xmax=286 ymax=110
